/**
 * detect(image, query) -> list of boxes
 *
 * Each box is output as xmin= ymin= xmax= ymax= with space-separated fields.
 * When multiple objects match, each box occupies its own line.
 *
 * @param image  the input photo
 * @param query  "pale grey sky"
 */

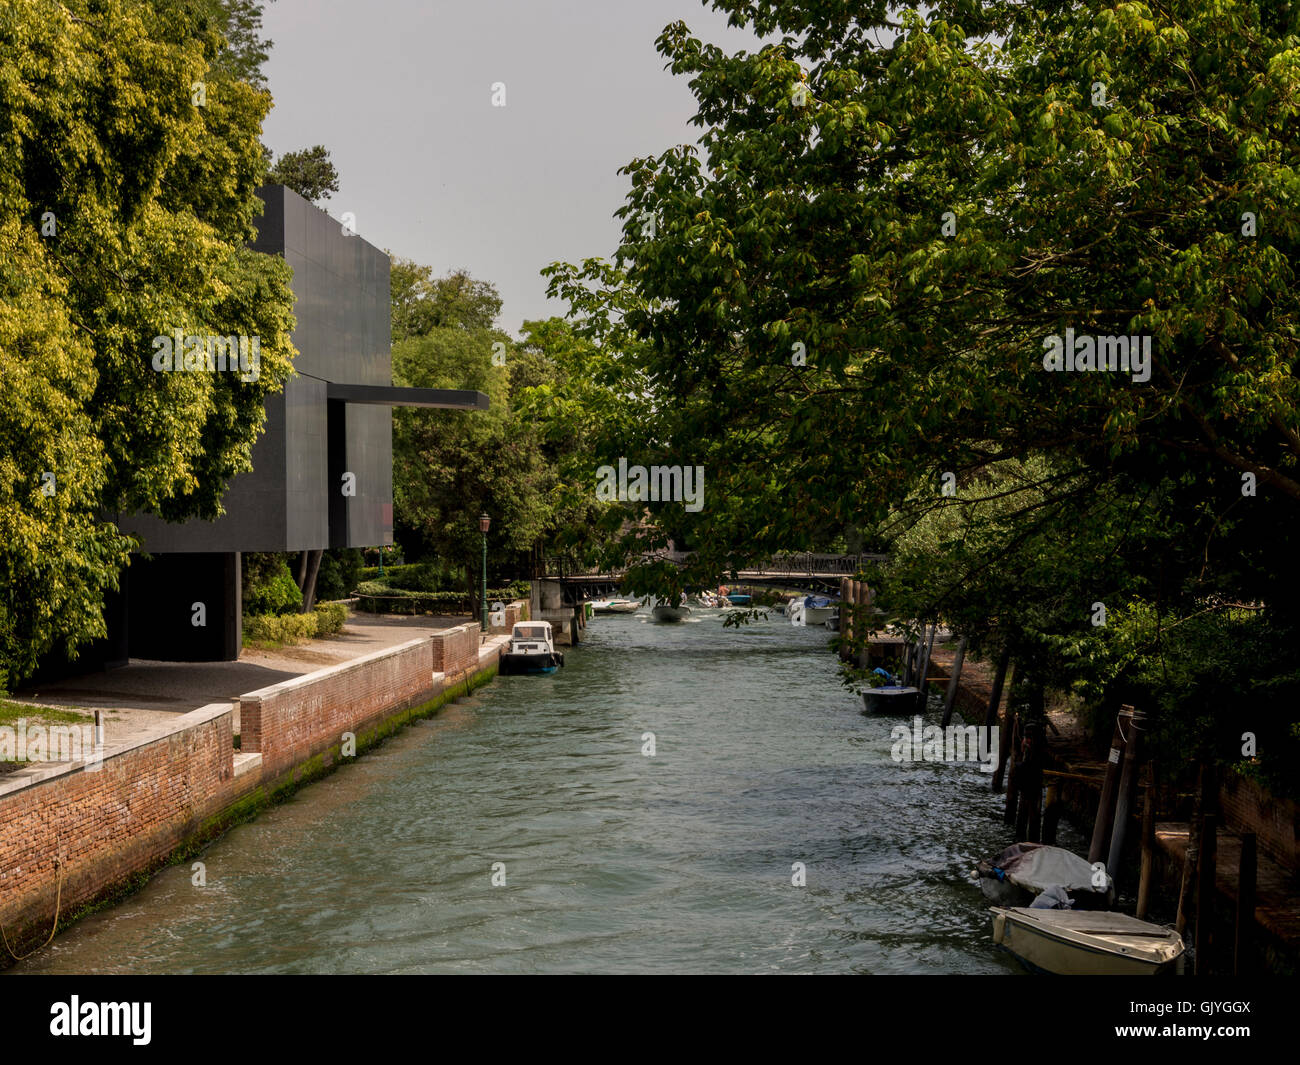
xmin=259 ymin=0 xmax=766 ymax=335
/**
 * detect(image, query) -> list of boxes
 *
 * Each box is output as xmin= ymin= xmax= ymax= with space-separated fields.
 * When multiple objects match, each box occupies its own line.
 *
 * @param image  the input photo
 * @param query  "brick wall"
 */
xmin=430 ymin=623 xmax=481 ymax=682
xmin=1220 ymin=770 xmax=1298 ymax=871
xmin=488 ymin=598 xmax=530 ymax=635
xmin=240 ymin=637 xmax=436 ymax=777
xmin=0 ymin=703 xmax=235 ymax=941
xmin=0 ymin=625 xmax=512 ymax=958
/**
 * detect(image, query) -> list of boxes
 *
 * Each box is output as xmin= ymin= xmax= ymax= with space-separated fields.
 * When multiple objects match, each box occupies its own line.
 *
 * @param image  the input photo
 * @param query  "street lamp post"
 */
xmin=479 ymin=513 xmax=491 ymax=631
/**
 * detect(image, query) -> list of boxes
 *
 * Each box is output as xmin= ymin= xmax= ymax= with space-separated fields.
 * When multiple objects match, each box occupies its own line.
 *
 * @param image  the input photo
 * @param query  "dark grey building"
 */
xmin=57 ymin=185 xmax=486 ymax=670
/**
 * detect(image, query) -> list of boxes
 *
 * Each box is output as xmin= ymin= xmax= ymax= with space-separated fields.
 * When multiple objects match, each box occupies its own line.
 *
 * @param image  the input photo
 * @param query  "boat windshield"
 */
xmin=513 ymin=625 xmax=549 ymax=639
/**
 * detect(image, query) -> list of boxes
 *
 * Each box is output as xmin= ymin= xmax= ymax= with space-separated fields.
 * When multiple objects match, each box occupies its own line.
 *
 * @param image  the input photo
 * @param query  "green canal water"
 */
xmin=15 ymin=613 xmax=1032 ymax=974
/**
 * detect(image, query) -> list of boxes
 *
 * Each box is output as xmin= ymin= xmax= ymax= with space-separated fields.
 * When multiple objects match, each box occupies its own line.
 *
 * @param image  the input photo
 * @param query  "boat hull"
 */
xmin=499 ymin=651 xmax=564 ymax=675
xmin=595 ymin=600 xmax=639 ymax=615
xmin=651 ymin=605 xmax=690 ymax=622
xmin=861 ymin=686 xmax=921 ymax=714
xmin=990 ymin=907 xmax=1185 ymax=976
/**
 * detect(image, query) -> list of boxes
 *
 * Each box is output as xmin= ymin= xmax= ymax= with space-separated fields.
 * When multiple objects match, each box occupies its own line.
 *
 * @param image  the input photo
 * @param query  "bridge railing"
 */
xmin=541 ymin=551 xmax=886 ymax=579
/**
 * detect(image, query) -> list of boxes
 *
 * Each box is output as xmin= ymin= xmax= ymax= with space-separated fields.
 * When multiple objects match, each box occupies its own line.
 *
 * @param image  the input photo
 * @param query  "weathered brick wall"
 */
xmin=0 ymin=625 xmax=511 ymax=957
xmin=488 ymin=599 xmax=530 ymax=635
xmin=240 ymin=637 xmax=435 ymax=777
xmin=430 ymin=623 xmax=480 ymax=681
xmin=0 ymin=703 xmax=235 ymax=939
xmin=1220 ymin=770 xmax=1298 ymax=871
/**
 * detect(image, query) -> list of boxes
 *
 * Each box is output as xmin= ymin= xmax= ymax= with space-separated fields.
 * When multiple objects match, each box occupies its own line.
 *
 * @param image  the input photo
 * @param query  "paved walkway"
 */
xmin=10 ymin=613 xmax=473 ymax=746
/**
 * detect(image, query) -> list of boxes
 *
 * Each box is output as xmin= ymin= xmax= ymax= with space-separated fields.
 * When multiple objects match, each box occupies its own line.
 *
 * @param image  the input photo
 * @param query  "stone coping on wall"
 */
xmin=238 ymin=635 xmax=432 ymax=704
xmin=0 ymin=701 xmax=234 ymax=801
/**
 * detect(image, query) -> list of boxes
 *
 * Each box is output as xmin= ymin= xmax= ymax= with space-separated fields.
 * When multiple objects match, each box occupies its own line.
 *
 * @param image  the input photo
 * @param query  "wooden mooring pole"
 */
xmin=940 ymin=636 xmax=967 ymax=728
xmin=839 ymin=578 xmax=852 ymax=662
xmin=1234 ymin=832 xmax=1257 ymax=977
xmin=1106 ymin=709 xmax=1145 ymax=893
xmin=1088 ymin=705 xmax=1132 ymax=866
xmin=1003 ymin=713 xmax=1022 ymax=826
xmin=992 ymin=663 xmax=1016 ymax=794
xmin=1015 ymin=721 xmax=1044 ymax=842
xmin=1195 ymin=812 xmax=1217 ymax=975
xmin=1176 ymin=763 xmax=1213 ymax=937
xmin=917 ymin=623 xmax=937 ymax=699
xmin=1136 ymin=776 xmax=1156 ymax=920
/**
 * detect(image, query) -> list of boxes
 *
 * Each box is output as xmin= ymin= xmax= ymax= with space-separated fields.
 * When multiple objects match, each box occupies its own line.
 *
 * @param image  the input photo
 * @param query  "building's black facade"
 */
xmin=47 ymin=185 xmax=487 ymax=673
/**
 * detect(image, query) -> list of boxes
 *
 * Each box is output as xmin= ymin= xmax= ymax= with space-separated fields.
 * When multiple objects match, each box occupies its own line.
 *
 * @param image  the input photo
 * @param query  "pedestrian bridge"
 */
xmin=537 ymin=551 xmax=887 ymax=600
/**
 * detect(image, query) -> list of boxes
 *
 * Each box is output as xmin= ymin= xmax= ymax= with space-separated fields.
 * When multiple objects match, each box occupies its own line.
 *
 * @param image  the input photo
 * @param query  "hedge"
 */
xmin=354 ymin=583 xmax=530 ymax=615
xmin=244 ymin=602 xmax=351 ymax=644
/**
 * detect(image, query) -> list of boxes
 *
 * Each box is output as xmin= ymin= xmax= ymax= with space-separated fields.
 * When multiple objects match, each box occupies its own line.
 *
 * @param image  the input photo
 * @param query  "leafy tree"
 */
xmin=543 ymin=0 xmax=1300 ymax=783
xmin=547 ymin=0 xmax=1300 ymax=594
xmin=315 ymin=547 xmax=363 ymax=601
xmin=392 ymin=322 xmax=552 ymax=593
xmin=390 ymin=258 xmax=504 ymax=340
xmin=267 ymin=145 xmax=340 ymax=203
xmin=0 ymin=0 xmax=296 ymax=682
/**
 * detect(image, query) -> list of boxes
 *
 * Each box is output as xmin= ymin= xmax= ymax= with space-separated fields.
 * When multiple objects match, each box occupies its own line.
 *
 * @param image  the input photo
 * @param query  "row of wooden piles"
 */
xmin=837 ymin=579 xmax=1260 ymax=976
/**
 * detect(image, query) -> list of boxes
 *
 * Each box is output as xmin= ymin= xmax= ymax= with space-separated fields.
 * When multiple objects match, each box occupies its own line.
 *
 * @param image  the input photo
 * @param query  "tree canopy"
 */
xmin=0 ymin=0 xmax=296 ymax=684
xmin=541 ymin=0 xmax=1300 ymax=787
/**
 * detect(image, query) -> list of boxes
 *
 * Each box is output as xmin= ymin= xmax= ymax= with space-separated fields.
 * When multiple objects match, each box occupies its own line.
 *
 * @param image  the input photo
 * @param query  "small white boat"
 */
xmin=790 ymin=595 xmax=836 ymax=627
xmin=498 ymin=621 xmax=564 ymax=675
xmin=990 ymin=907 xmax=1185 ymax=976
xmin=594 ymin=598 xmax=640 ymax=615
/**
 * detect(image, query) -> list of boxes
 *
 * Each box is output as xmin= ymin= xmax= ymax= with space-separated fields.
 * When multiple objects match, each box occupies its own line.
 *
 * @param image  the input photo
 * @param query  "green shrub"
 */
xmin=316 ymin=548 xmax=364 ymax=601
xmin=313 ymin=601 xmax=348 ymax=635
xmin=243 ymin=553 xmax=303 ymax=616
xmin=244 ymin=612 xmax=318 ymax=644
xmin=353 ymin=583 xmax=529 ymax=615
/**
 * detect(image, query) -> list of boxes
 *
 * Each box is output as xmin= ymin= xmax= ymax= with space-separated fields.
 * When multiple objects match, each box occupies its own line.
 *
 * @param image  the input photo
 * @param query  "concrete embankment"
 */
xmin=0 ymin=601 xmax=529 ymax=964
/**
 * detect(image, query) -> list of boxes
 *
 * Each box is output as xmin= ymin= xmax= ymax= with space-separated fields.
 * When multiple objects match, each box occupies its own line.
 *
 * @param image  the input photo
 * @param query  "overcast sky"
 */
xmin=258 ymin=0 xmax=766 ymax=335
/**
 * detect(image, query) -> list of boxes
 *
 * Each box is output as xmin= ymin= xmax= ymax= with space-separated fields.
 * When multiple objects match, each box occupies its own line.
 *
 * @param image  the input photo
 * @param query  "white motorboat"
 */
xmin=790 ymin=595 xmax=836 ymax=626
xmin=594 ymin=598 xmax=640 ymax=615
xmin=498 ymin=621 xmax=564 ymax=675
xmin=990 ymin=906 xmax=1185 ymax=976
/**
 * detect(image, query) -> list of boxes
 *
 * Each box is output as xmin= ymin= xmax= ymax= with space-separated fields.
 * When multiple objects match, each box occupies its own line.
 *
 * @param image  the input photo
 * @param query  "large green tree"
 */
xmin=546 ymin=0 xmax=1300 ymax=598
xmin=0 ymin=0 xmax=296 ymax=683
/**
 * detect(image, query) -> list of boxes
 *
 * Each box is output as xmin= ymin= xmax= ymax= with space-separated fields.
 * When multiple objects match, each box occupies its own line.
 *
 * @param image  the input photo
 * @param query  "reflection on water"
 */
xmin=14 ymin=613 xmax=1028 ymax=974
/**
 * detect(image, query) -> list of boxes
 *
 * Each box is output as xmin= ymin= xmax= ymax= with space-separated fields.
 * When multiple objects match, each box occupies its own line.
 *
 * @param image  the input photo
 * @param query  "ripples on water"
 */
xmin=15 ymin=613 xmax=1034 ymax=974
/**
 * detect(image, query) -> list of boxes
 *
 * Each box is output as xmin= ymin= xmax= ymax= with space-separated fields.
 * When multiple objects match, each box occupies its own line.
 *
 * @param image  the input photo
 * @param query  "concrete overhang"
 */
xmin=326 ymin=383 xmax=490 ymax=410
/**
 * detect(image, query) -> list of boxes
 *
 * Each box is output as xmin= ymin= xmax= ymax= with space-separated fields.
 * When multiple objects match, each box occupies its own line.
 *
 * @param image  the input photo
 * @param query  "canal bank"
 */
xmin=0 ymin=602 xmax=529 ymax=965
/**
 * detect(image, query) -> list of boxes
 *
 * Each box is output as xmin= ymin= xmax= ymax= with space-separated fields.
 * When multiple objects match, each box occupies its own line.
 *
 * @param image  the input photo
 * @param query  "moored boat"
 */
xmin=594 ymin=597 xmax=640 ymax=615
xmin=498 ymin=621 xmax=565 ymax=675
xmin=990 ymin=906 xmax=1185 ymax=975
xmin=860 ymin=685 xmax=920 ymax=714
xmin=976 ymin=842 xmax=1113 ymax=909
xmin=790 ymin=595 xmax=836 ymax=626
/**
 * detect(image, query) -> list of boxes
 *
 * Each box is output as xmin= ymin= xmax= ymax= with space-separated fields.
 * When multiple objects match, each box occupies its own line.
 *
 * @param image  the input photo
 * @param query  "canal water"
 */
xmin=15 ymin=613 xmax=1032 ymax=974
